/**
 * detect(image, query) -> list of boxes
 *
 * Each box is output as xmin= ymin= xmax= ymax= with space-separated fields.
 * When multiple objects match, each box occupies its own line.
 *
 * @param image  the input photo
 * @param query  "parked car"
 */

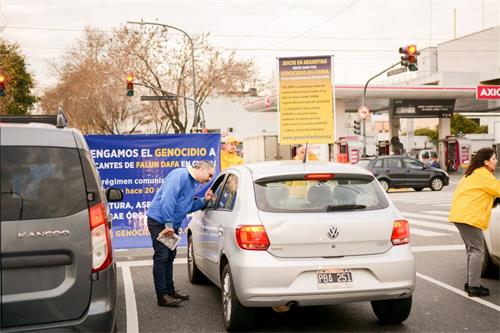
xmin=358 ymin=155 xmax=449 ymax=192
xmin=186 ymin=160 xmax=416 ymax=331
xmin=0 ymin=115 xmax=123 ymax=332
xmin=482 ymin=208 xmax=500 ymax=278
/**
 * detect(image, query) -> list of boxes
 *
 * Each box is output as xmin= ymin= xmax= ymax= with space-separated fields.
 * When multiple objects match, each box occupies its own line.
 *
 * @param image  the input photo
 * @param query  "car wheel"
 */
xmin=221 ymin=264 xmax=254 ymax=332
xmin=378 ymin=179 xmax=389 ymax=192
xmin=371 ymin=296 xmax=412 ymax=324
xmin=481 ymin=242 xmax=499 ymax=278
xmin=187 ymin=235 xmax=207 ymax=284
xmin=430 ymin=177 xmax=444 ymax=191
xmin=413 ymin=187 xmax=424 ymax=192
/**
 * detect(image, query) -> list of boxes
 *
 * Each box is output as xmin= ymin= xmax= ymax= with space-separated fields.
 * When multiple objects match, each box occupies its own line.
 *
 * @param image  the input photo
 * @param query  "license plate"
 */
xmin=317 ymin=269 xmax=353 ymax=289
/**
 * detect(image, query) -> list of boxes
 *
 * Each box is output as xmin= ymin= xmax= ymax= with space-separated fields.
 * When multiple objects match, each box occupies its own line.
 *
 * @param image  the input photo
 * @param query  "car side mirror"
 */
xmin=106 ymin=188 xmax=123 ymax=202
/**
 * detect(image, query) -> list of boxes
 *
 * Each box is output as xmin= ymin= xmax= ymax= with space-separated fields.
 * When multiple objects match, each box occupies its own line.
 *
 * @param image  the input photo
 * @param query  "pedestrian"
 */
xmin=430 ymin=154 xmax=441 ymax=169
xmin=449 ymin=147 xmax=500 ymax=297
xmin=220 ymin=135 xmax=243 ymax=170
xmin=293 ymin=145 xmax=318 ymax=161
xmin=147 ymin=160 xmax=214 ymax=307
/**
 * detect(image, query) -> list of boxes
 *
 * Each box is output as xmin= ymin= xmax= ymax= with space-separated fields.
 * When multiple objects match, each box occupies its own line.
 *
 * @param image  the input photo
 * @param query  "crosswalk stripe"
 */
xmin=410 ymin=227 xmax=448 ymax=237
xmin=402 ymin=212 xmax=449 ymax=222
xmin=434 ymin=203 xmax=451 ymax=207
xmin=426 ymin=210 xmax=450 ymax=216
xmin=408 ymin=219 xmax=457 ymax=232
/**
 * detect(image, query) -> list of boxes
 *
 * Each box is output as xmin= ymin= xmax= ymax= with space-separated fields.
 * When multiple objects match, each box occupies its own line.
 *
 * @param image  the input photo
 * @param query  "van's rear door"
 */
xmin=0 ymin=131 xmax=92 ymax=328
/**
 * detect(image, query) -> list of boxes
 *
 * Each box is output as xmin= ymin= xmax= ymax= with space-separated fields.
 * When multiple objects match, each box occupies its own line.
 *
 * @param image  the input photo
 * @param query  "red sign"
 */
xmin=476 ymin=85 xmax=500 ymax=100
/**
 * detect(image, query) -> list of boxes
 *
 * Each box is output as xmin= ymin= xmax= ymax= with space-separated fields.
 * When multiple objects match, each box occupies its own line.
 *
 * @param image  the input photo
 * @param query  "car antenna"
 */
xmin=302 ymin=142 xmax=308 ymax=164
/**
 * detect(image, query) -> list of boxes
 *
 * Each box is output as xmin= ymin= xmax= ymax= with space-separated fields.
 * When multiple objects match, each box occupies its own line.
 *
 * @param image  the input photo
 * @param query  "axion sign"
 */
xmin=476 ymin=85 xmax=500 ymax=100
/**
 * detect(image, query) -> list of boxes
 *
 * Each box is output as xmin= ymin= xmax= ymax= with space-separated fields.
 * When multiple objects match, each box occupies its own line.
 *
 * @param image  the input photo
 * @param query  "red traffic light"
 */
xmin=126 ymin=74 xmax=134 ymax=97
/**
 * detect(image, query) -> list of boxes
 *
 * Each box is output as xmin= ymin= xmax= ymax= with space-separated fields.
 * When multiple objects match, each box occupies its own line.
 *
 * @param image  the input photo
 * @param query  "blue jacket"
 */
xmin=147 ymin=168 xmax=206 ymax=229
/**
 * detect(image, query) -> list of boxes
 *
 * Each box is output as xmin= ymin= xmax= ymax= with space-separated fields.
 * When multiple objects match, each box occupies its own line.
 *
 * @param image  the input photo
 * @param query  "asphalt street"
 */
xmin=114 ymin=174 xmax=500 ymax=332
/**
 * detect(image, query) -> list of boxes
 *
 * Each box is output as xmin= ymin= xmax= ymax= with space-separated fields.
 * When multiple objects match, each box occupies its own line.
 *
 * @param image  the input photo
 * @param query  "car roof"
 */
xmin=230 ymin=160 xmax=373 ymax=180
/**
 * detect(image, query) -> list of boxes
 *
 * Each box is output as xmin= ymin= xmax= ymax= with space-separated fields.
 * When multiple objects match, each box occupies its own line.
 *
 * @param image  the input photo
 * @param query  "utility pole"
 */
xmin=127 ymin=21 xmax=201 ymax=129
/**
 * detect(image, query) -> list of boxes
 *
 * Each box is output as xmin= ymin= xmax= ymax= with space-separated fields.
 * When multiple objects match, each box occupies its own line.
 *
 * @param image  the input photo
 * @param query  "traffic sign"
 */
xmin=387 ymin=67 xmax=407 ymax=77
xmin=140 ymin=95 xmax=177 ymax=101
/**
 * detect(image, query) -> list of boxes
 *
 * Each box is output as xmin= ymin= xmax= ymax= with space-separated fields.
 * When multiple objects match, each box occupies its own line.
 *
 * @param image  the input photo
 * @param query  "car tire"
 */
xmin=221 ymin=264 xmax=255 ymax=332
xmin=430 ymin=177 xmax=444 ymax=191
xmin=378 ymin=179 xmax=390 ymax=192
xmin=371 ymin=296 xmax=412 ymax=324
xmin=413 ymin=187 xmax=424 ymax=192
xmin=481 ymin=241 xmax=500 ymax=279
xmin=187 ymin=235 xmax=207 ymax=284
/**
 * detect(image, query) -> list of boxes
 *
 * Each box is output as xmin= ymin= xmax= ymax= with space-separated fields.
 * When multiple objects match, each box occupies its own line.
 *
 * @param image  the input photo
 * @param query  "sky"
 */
xmin=1 ymin=0 xmax=499 ymax=91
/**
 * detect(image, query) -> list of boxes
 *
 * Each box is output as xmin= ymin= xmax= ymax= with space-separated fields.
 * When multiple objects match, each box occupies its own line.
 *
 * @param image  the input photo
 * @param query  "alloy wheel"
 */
xmin=222 ymin=272 xmax=232 ymax=322
xmin=431 ymin=178 xmax=443 ymax=191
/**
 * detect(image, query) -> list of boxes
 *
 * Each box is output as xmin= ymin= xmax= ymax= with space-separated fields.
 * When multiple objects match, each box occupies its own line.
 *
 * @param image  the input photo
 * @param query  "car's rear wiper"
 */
xmin=326 ymin=204 xmax=366 ymax=211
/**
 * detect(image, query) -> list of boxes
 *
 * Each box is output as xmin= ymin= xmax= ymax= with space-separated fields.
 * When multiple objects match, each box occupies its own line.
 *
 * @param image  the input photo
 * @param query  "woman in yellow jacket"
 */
xmin=449 ymin=147 xmax=500 ymax=297
xmin=220 ymin=136 xmax=243 ymax=171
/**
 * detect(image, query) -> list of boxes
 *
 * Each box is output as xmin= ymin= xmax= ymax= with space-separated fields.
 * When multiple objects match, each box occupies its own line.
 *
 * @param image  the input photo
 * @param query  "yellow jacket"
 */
xmin=449 ymin=167 xmax=500 ymax=230
xmin=220 ymin=150 xmax=243 ymax=171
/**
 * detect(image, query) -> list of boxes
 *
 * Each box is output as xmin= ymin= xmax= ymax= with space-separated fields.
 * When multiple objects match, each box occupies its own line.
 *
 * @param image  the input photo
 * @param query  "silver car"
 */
xmin=187 ymin=161 xmax=416 ymax=331
xmin=483 ymin=208 xmax=500 ymax=278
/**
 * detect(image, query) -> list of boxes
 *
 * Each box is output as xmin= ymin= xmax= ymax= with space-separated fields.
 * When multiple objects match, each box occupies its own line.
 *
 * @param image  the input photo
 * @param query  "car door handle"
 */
xmin=217 ymin=226 xmax=224 ymax=236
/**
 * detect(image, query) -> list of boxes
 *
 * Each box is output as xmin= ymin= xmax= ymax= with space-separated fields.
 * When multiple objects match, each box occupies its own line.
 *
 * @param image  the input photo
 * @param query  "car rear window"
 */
xmin=254 ymin=174 xmax=389 ymax=213
xmin=356 ymin=160 xmax=371 ymax=168
xmin=0 ymin=146 xmax=88 ymax=221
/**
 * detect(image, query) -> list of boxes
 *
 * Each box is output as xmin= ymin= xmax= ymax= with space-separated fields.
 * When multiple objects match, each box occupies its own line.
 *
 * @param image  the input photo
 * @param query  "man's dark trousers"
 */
xmin=147 ymin=217 xmax=177 ymax=297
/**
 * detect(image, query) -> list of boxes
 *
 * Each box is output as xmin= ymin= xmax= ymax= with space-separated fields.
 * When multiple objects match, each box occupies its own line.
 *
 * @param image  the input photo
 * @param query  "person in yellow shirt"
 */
xmin=220 ymin=135 xmax=243 ymax=171
xmin=293 ymin=145 xmax=318 ymax=161
xmin=449 ymin=147 xmax=500 ymax=297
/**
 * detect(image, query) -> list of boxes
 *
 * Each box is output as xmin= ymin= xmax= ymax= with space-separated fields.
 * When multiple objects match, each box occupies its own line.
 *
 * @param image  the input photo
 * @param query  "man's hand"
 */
xmin=205 ymin=189 xmax=214 ymax=201
xmin=160 ymin=227 xmax=174 ymax=237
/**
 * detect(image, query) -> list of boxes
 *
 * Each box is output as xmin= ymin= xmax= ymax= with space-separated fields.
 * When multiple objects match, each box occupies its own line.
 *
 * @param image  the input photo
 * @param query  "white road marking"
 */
xmin=434 ymin=203 xmax=451 ymax=207
xmin=403 ymin=212 xmax=449 ymax=222
xmin=117 ymin=258 xmax=187 ymax=268
xmin=121 ymin=265 xmax=139 ymax=333
xmin=417 ymin=272 xmax=500 ymax=312
xmin=410 ymin=227 xmax=448 ymax=237
xmin=408 ymin=219 xmax=458 ymax=233
xmin=411 ymin=244 xmax=464 ymax=252
xmin=426 ymin=210 xmax=450 ymax=216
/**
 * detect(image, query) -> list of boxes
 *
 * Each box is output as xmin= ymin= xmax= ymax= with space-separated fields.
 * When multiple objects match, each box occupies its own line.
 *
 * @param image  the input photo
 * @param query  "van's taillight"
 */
xmin=391 ymin=219 xmax=410 ymax=245
xmin=89 ymin=202 xmax=112 ymax=272
xmin=235 ymin=225 xmax=270 ymax=251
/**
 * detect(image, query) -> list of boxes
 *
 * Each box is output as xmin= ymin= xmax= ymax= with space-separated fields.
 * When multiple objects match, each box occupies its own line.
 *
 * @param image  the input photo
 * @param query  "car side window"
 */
xmin=386 ymin=158 xmax=402 ymax=168
xmin=404 ymin=158 xmax=423 ymax=170
xmin=218 ymin=174 xmax=239 ymax=211
xmin=373 ymin=159 xmax=384 ymax=168
xmin=206 ymin=174 xmax=227 ymax=209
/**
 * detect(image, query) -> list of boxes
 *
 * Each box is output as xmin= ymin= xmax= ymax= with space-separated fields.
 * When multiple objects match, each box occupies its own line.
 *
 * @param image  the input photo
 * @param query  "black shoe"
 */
xmin=157 ymin=294 xmax=182 ymax=307
xmin=168 ymin=290 xmax=190 ymax=301
xmin=468 ymin=286 xmax=490 ymax=297
xmin=464 ymin=283 xmax=468 ymax=292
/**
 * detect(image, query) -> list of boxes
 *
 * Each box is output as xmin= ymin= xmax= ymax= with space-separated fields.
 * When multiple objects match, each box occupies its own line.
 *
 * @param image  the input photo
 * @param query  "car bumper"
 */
xmin=228 ymin=245 xmax=415 ymax=307
xmin=2 ymin=264 xmax=117 ymax=333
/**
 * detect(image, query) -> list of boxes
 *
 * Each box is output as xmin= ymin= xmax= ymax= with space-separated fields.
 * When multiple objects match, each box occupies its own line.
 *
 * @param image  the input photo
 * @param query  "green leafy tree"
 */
xmin=0 ymin=39 xmax=38 ymax=115
xmin=414 ymin=127 xmax=439 ymax=143
xmin=451 ymin=113 xmax=488 ymax=135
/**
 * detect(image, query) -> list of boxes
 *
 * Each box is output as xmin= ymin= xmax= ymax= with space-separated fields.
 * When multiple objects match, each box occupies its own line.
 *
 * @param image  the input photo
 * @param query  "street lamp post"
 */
xmin=127 ymin=21 xmax=201 ymax=129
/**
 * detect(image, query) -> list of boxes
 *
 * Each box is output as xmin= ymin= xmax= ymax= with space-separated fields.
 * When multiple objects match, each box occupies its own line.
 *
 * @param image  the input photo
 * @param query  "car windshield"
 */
xmin=254 ymin=174 xmax=389 ymax=213
xmin=356 ymin=160 xmax=371 ymax=168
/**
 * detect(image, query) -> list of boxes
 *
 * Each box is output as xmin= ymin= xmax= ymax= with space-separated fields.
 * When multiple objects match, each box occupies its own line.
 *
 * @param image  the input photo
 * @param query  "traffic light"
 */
xmin=126 ymin=74 xmax=134 ymax=96
xmin=0 ymin=75 xmax=5 ymax=97
xmin=399 ymin=44 xmax=419 ymax=71
xmin=353 ymin=120 xmax=361 ymax=135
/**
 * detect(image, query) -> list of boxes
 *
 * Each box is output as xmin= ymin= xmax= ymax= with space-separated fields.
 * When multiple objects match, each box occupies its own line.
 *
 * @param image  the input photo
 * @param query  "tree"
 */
xmin=451 ymin=113 xmax=488 ymax=135
xmin=414 ymin=127 xmax=438 ymax=144
xmin=0 ymin=39 xmax=38 ymax=115
xmin=113 ymin=25 xmax=261 ymax=133
xmin=40 ymin=28 xmax=146 ymax=134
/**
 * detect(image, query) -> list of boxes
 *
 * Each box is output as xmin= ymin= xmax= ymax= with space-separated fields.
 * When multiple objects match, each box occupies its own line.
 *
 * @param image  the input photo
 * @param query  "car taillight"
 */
xmin=89 ymin=202 xmax=113 ymax=272
xmin=235 ymin=225 xmax=270 ymax=251
xmin=304 ymin=173 xmax=335 ymax=180
xmin=391 ymin=219 xmax=410 ymax=245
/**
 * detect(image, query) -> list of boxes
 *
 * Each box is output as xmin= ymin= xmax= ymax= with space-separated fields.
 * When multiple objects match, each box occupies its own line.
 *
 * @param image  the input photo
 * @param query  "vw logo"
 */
xmin=327 ymin=225 xmax=339 ymax=240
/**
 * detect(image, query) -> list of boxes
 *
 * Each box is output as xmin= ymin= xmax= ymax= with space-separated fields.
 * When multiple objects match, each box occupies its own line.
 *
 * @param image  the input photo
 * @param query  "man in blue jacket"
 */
xmin=147 ymin=160 xmax=214 ymax=307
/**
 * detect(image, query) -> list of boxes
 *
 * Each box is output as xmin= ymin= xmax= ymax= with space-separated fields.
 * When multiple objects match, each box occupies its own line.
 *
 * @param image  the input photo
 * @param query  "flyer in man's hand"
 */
xmin=157 ymin=229 xmax=181 ymax=250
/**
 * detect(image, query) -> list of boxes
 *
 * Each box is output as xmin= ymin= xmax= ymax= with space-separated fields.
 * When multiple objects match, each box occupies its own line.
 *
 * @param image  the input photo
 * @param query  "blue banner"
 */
xmin=85 ymin=134 xmax=221 ymax=249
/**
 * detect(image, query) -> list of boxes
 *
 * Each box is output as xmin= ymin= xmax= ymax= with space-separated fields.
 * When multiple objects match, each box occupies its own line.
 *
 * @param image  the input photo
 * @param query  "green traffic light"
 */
xmin=127 ymin=90 xmax=134 ymax=97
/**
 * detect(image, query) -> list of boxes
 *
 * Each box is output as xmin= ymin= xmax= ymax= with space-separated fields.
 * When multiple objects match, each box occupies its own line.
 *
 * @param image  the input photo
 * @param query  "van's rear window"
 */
xmin=0 ymin=147 xmax=87 ymax=221
xmin=254 ymin=175 xmax=388 ymax=213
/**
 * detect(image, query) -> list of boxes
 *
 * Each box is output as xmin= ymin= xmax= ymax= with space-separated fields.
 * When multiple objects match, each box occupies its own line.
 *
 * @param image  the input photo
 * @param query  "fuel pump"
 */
xmin=442 ymin=136 xmax=471 ymax=172
xmin=335 ymin=137 xmax=363 ymax=164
